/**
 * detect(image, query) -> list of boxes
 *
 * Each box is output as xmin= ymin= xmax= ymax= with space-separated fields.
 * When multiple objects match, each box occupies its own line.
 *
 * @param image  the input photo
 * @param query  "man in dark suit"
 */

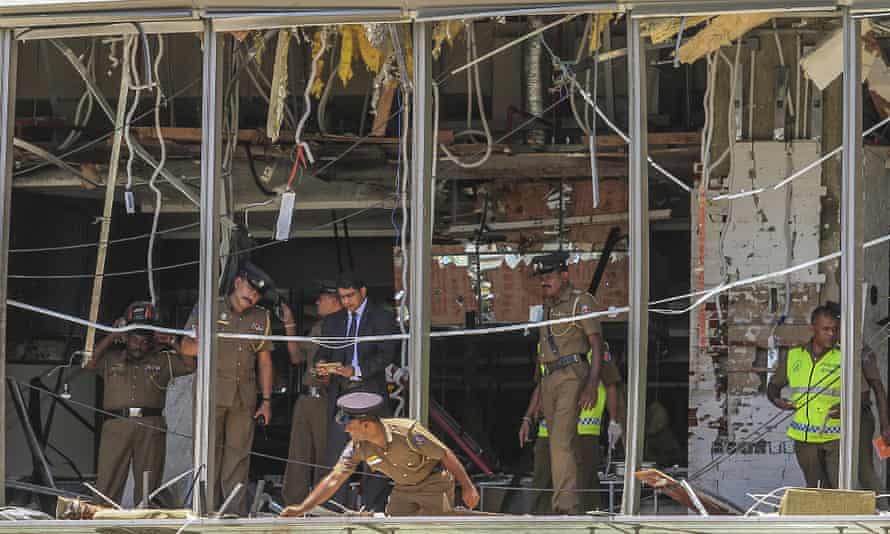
xmin=315 ymin=273 xmax=398 ymax=511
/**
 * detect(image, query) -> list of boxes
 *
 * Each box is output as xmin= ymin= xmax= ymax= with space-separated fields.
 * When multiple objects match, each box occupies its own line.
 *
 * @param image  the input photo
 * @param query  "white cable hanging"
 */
xmin=438 ymin=23 xmax=493 ymax=169
xmin=146 ymin=34 xmax=166 ymax=307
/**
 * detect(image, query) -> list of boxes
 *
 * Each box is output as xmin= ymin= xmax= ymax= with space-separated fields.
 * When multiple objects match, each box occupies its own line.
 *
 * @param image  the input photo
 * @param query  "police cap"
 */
xmin=318 ymin=280 xmax=338 ymax=295
xmin=238 ymin=262 xmax=273 ymax=293
xmin=531 ymin=252 xmax=569 ymax=276
xmin=334 ymin=392 xmax=385 ymax=425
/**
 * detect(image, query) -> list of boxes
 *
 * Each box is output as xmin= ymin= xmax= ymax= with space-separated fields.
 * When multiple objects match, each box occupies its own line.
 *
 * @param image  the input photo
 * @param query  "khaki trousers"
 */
xmin=282 ymin=395 xmax=329 ymax=504
xmin=96 ymin=416 xmax=166 ymax=505
xmin=794 ymin=439 xmax=839 ymax=489
xmin=538 ymin=361 xmax=587 ymax=514
xmin=214 ymin=396 xmax=255 ymax=514
xmin=386 ymin=470 xmax=455 ymax=516
xmin=533 ymin=435 xmax=602 ymax=513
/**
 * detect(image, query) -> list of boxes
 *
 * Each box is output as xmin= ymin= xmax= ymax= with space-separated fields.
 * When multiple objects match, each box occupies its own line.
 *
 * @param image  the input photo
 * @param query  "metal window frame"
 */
xmin=0 ymin=29 xmax=17 ymax=507
xmin=0 ymin=0 xmax=871 ymax=518
xmin=409 ymin=21 xmax=433 ymax=426
xmin=838 ymin=6 xmax=863 ymax=490
xmin=194 ymin=19 xmax=224 ymax=515
xmin=622 ymin=13 xmax=649 ymax=515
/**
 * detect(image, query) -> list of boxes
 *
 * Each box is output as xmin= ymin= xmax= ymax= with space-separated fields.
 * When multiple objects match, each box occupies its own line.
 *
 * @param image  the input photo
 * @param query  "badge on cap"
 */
xmin=412 ymin=434 xmax=427 ymax=446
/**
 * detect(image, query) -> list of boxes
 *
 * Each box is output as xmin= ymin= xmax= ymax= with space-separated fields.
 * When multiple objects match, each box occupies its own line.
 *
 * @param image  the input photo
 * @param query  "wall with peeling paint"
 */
xmin=689 ymin=143 xmax=890 ymax=506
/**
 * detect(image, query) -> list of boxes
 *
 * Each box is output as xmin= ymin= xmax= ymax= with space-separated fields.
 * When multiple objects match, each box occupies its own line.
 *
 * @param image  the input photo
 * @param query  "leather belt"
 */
xmin=109 ymin=407 xmax=162 ymax=418
xmin=541 ymin=353 xmax=586 ymax=376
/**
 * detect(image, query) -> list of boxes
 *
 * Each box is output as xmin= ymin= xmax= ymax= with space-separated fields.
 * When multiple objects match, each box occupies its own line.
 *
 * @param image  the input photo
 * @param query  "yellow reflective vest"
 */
xmin=786 ymin=346 xmax=842 ymax=443
xmin=537 ymin=352 xmax=607 ymax=438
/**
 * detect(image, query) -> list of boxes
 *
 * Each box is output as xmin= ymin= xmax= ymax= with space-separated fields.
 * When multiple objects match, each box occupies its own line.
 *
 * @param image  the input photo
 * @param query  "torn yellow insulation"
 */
xmin=266 ymin=29 xmax=290 ymax=142
xmin=252 ymin=31 xmax=267 ymax=67
xmin=311 ymin=30 xmax=327 ymax=98
xmin=588 ymin=14 xmax=614 ymax=54
xmin=338 ymin=25 xmax=355 ymax=86
xmin=405 ymin=29 xmax=414 ymax=79
xmin=355 ymin=25 xmax=384 ymax=73
xmin=432 ymin=20 xmax=464 ymax=59
xmin=678 ymin=13 xmax=772 ymax=64
xmin=641 ymin=16 xmax=712 ymax=45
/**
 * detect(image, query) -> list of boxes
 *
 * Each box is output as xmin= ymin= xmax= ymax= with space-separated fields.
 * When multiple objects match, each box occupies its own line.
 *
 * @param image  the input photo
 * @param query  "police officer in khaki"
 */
xmin=520 ymin=355 xmax=623 ymax=513
xmin=179 ymin=263 xmax=274 ymax=511
xmin=280 ymin=392 xmax=480 ymax=517
xmin=282 ymin=282 xmax=342 ymax=504
xmin=86 ymin=301 xmax=194 ymax=505
xmin=526 ymin=252 xmax=603 ymax=514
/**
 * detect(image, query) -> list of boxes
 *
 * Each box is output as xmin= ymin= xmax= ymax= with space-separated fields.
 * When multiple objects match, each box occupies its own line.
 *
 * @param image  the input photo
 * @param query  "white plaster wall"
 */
xmin=689 ymin=141 xmax=826 ymax=509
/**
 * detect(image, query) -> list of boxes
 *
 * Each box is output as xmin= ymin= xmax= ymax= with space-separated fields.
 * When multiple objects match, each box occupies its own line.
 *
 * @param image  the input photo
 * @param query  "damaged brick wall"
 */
xmin=689 ymin=141 xmax=824 ymax=506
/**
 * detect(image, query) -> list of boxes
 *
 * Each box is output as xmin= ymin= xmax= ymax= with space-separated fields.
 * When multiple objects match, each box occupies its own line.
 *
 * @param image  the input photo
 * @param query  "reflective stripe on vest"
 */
xmin=786 ymin=346 xmax=842 ymax=444
xmin=537 ymin=350 xmax=607 ymax=437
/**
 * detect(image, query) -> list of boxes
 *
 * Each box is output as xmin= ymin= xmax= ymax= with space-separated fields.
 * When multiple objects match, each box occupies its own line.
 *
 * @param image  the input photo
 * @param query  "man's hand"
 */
xmin=462 ymin=484 xmax=480 ymax=509
xmin=280 ymin=504 xmax=308 ymax=517
xmin=255 ymin=401 xmax=271 ymax=425
xmin=518 ymin=419 xmax=532 ymax=448
xmin=774 ymin=398 xmax=796 ymax=411
xmin=881 ymin=424 xmax=890 ymax=445
xmin=578 ymin=383 xmax=598 ymax=410
xmin=827 ymin=405 xmax=841 ymax=419
xmin=332 ymin=365 xmax=355 ymax=378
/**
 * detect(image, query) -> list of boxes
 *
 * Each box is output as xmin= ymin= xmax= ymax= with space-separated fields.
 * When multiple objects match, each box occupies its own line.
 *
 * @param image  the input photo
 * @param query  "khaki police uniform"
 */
xmin=534 ymin=359 xmax=620 ymax=513
xmin=334 ymin=418 xmax=455 ymax=516
xmin=186 ymin=298 xmax=271 ymax=507
xmin=283 ymin=321 xmax=330 ymax=504
xmin=537 ymin=283 xmax=601 ymax=514
xmin=96 ymin=348 xmax=193 ymax=505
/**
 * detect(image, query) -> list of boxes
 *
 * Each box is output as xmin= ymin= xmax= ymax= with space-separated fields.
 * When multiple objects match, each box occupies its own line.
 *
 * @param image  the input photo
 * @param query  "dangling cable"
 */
xmin=147 ymin=34 xmax=166 ymax=306
xmin=439 ymin=23 xmax=492 ymax=169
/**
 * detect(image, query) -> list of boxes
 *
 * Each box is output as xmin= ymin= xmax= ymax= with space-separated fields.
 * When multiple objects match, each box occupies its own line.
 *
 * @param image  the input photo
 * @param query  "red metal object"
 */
xmin=429 ymin=399 xmax=494 ymax=476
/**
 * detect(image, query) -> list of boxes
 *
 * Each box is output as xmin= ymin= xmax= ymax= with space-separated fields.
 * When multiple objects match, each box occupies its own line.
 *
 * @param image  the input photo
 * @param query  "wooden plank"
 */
xmin=371 ymin=80 xmax=399 ymax=137
xmin=131 ymin=126 xmax=455 ymax=146
xmin=582 ymin=131 xmax=701 ymax=147
xmin=436 ymin=152 xmax=627 ymax=180
xmin=678 ymin=13 xmax=773 ymax=64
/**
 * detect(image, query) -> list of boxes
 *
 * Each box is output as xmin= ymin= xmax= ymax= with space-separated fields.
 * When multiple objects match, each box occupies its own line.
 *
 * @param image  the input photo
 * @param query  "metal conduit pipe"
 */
xmin=524 ymin=16 xmax=546 ymax=145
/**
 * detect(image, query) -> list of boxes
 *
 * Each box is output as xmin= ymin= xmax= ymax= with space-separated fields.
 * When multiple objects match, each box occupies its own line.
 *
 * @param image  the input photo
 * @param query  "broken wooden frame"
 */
xmin=0 ymin=1 xmax=874 ymax=518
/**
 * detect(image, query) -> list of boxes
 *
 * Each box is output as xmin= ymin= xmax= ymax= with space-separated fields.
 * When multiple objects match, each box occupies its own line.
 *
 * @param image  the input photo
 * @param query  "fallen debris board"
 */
xmin=779 ymin=488 xmax=875 ymax=516
xmin=678 ymin=13 xmax=773 ymax=64
xmin=636 ymin=469 xmax=742 ymax=515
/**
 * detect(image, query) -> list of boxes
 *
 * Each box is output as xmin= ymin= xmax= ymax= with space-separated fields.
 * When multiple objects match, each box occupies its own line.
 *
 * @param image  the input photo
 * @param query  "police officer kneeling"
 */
xmin=280 ymin=392 xmax=480 ymax=517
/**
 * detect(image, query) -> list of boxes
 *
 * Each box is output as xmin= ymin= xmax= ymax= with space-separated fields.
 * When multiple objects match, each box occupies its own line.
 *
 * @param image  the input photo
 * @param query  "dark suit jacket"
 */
xmin=315 ymin=300 xmax=398 ymax=398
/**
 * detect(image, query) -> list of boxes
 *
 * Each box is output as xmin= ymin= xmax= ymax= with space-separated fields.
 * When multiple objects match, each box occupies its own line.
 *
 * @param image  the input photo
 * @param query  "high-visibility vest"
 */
xmin=786 ymin=346 xmax=842 ymax=443
xmin=537 ymin=351 xmax=607 ymax=438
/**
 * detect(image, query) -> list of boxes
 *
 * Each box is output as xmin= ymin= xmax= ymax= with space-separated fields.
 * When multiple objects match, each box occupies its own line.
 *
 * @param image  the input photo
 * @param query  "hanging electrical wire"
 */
xmin=146 ymin=34 xmax=167 ymax=306
xmin=58 ymin=38 xmax=97 ymax=152
xmin=438 ymin=22 xmax=493 ymax=169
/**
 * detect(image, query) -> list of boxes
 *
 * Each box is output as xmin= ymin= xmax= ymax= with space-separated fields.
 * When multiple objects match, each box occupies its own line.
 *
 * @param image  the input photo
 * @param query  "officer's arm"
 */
xmin=580 ymin=332 xmax=603 ymax=407
xmin=84 ymin=331 xmax=122 ymax=369
xmin=441 ymin=449 xmax=480 ymax=509
xmin=280 ymin=462 xmax=355 ymax=517
xmin=519 ymin=382 xmax=542 ymax=447
xmin=257 ymin=350 xmax=274 ymax=402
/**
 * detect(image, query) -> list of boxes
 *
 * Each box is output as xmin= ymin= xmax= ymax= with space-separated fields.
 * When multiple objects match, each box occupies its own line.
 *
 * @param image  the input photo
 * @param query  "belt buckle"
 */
xmin=128 ymin=408 xmax=143 ymax=418
xmin=308 ymin=386 xmax=321 ymax=398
